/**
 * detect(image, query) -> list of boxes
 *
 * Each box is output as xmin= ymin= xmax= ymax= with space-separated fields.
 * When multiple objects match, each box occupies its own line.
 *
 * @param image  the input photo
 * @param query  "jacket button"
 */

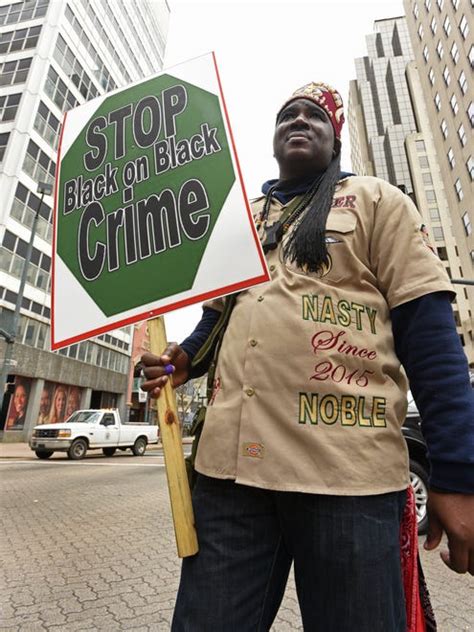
xmin=269 ymin=265 xmax=276 ymax=272
xmin=245 ymin=388 xmax=255 ymax=397
xmin=257 ymin=296 xmax=264 ymax=302
xmin=250 ymin=339 xmax=258 ymax=347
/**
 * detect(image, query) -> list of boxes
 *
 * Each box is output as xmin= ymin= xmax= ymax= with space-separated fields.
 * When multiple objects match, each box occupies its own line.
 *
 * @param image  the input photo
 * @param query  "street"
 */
xmin=0 ymin=455 xmax=472 ymax=631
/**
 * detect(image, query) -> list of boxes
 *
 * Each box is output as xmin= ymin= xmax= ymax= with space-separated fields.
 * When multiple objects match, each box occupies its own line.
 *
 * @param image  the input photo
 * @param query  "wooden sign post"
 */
xmin=148 ymin=316 xmax=198 ymax=558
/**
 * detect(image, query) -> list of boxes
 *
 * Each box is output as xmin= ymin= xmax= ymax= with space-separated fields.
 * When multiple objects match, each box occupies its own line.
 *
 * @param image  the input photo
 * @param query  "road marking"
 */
xmin=0 ymin=460 xmax=166 ymax=467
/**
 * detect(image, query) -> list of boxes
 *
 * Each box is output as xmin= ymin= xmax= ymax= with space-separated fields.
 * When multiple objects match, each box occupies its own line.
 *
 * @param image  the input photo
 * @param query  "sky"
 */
xmin=161 ymin=0 xmax=405 ymax=342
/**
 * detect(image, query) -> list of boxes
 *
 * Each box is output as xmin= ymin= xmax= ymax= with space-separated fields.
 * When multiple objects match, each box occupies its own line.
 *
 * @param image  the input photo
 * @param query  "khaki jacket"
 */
xmin=195 ymin=176 xmax=453 ymax=494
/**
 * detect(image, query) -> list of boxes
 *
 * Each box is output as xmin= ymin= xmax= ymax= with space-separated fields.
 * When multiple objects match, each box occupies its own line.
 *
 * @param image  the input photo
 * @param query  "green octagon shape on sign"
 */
xmin=57 ymin=74 xmax=235 ymax=316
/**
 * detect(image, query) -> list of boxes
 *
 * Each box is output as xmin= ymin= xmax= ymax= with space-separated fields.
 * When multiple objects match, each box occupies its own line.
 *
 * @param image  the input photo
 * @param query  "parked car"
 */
xmin=402 ymin=393 xmax=429 ymax=534
xmin=403 ymin=373 xmax=474 ymax=534
xmin=29 ymin=409 xmax=158 ymax=460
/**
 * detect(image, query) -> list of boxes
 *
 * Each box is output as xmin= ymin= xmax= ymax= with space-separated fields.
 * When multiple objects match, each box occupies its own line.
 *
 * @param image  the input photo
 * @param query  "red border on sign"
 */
xmin=51 ymin=54 xmax=270 ymax=350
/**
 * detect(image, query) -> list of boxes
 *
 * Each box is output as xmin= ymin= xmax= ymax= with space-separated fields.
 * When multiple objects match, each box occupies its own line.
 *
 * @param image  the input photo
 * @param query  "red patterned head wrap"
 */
xmin=277 ymin=82 xmax=345 ymax=139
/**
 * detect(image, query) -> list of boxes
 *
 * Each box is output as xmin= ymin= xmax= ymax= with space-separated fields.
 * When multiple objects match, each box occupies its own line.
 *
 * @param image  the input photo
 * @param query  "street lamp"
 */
xmin=0 ymin=181 xmax=53 ymax=414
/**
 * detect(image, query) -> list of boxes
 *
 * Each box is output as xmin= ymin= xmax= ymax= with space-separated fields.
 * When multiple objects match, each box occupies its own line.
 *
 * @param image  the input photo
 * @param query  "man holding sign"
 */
xmin=141 ymin=82 xmax=474 ymax=631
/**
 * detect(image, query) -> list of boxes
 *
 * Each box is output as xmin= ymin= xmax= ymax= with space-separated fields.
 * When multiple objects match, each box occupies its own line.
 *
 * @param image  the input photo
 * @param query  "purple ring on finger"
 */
xmin=164 ymin=364 xmax=174 ymax=376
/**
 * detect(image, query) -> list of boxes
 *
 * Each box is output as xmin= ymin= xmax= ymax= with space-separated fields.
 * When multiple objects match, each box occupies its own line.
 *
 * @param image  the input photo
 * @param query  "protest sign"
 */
xmin=52 ymin=52 xmax=269 ymax=349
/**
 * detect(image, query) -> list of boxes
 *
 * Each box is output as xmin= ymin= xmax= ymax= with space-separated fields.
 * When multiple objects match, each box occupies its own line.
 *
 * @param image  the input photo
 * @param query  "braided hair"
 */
xmin=282 ymin=152 xmax=341 ymax=274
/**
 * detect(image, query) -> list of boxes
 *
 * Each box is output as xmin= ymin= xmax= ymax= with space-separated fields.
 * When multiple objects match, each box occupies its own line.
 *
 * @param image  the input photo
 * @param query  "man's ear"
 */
xmin=333 ymin=138 xmax=341 ymax=158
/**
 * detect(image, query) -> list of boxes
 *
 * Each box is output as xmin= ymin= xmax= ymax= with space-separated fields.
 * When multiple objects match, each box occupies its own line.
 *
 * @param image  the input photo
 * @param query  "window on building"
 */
xmin=436 ymin=39 xmax=444 ymax=58
xmin=430 ymin=16 xmax=437 ymax=33
xmin=468 ymin=102 xmax=474 ymax=127
xmin=10 ymin=182 xmax=52 ymax=243
xmin=443 ymin=15 xmax=451 ymax=35
xmin=0 ymin=57 xmax=32 ymax=86
xmin=64 ymin=5 xmax=116 ymax=93
xmin=0 ymin=25 xmax=41 ymax=54
xmin=0 ymin=1 xmax=49 ymax=26
xmin=450 ymin=41 xmax=460 ymax=63
xmin=447 ymin=147 xmax=455 ymax=168
xmin=454 ymin=179 xmax=463 ymax=200
xmin=459 ymin=15 xmax=469 ymax=39
xmin=441 ymin=119 xmax=449 ymax=138
xmin=419 ymin=155 xmax=430 ymax=168
xmin=430 ymin=207 xmax=441 ymax=220
xmin=53 ymin=34 xmax=99 ymax=101
xmin=22 ymin=140 xmax=56 ymax=186
xmin=458 ymin=123 xmax=467 ymax=146
xmin=423 ymin=45 xmax=429 ymax=62
xmin=418 ymin=23 xmax=424 ymax=39
xmin=437 ymin=246 xmax=448 ymax=260
xmin=1 ymin=229 xmax=51 ymax=291
xmin=0 ymin=132 xmax=10 ymax=162
xmin=436 ymin=0 xmax=444 ymax=8
xmin=428 ymin=67 xmax=435 ymax=84
xmin=413 ymin=2 xmax=419 ymax=17
xmin=0 ymin=93 xmax=21 ymax=122
xmin=467 ymin=156 xmax=474 ymax=180
xmin=458 ymin=70 xmax=468 ymax=94
xmin=462 ymin=212 xmax=472 ymax=235
xmin=443 ymin=65 xmax=451 ymax=85
xmin=434 ymin=92 xmax=441 ymax=110
xmin=433 ymin=226 xmax=445 ymax=241
xmin=33 ymin=101 xmax=60 ymax=150
xmin=44 ymin=66 xmax=78 ymax=113
xmin=78 ymin=1 xmax=131 ymax=84
xmin=425 ymin=0 xmax=432 ymax=9
xmin=451 ymin=0 xmax=459 ymax=8
xmin=469 ymin=45 xmax=474 ymax=68
xmin=423 ymin=172 xmax=433 ymax=185
xmin=415 ymin=140 xmax=426 ymax=152
xmin=471 ymin=250 xmax=474 ymax=264
xmin=426 ymin=189 xmax=437 ymax=202
xmin=450 ymin=93 xmax=459 ymax=114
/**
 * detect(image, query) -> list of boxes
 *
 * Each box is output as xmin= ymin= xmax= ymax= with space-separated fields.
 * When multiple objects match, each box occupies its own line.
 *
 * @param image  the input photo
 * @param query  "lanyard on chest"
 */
xmin=258 ymin=194 xmax=305 ymax=253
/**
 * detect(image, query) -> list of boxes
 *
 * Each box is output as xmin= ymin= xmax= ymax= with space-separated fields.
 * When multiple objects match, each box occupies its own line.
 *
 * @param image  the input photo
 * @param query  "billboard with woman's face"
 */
xmin=49 ymin=384 xmax=83 ymax=423
xmin=49 ymin=384 xmax=68 ymax=424
xmin=5 ymin=377 xmax=32 ymax=430
xmin=6 ymin=379 xmax=85 ymax=428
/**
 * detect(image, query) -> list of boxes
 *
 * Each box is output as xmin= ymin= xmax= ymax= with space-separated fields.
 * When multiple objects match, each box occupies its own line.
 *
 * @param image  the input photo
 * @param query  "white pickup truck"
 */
xmin=29 ymin=409 xmax=158 ymax=460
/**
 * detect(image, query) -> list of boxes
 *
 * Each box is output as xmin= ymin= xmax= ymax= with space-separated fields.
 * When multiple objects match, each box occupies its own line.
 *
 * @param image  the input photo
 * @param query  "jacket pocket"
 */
xmin=282 ymin=210 xmax=357 ymax=283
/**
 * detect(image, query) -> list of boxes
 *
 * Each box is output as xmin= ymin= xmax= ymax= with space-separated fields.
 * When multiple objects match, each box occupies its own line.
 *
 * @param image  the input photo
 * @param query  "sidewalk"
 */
xmin=0 ymin=437 xmax=193 ymax=459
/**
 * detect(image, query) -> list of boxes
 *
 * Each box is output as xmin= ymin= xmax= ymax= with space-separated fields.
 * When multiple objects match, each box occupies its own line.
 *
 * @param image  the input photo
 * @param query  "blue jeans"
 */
xmin=172 ymin=475 xmax=407 ymax=631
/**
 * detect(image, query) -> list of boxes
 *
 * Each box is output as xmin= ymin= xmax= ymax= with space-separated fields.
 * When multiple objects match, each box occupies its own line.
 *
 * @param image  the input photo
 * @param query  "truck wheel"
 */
xmin=102 ymin=447 xmax=116 ymax=457
xmin=68 ymin=439 xmax=87 ymax=460
xmin=409 ymin=459 xmax=429 ymax=535
xmin=132 ymin=437 xmax=147 ymax=456
xmin=35 ymin=450 xmax=53 ymax=459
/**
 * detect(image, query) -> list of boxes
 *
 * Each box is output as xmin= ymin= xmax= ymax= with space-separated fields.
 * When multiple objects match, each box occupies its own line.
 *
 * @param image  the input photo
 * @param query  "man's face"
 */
xmin=40 ymin=389 xmax=51 ymax=415
xmin=66 ymin=391 xmax=80 ymax=416
xmin=273 ymin=99 xmax=338 ymax=180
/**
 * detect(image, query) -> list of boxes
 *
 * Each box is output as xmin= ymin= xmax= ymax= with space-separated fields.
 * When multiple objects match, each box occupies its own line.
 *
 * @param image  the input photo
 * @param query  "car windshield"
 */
xmin=66 ymin=411 xmax=101 ymax=424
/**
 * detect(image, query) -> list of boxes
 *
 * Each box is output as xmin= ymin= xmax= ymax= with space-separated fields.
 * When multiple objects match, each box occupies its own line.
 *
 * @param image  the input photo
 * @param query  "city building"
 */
xmin=127 ymin=320 xmax=154 ymax=425
xmin=0 ymin=0 xmax=170 ymax=441
xmin=348 ymin=15 xmax=473 ymax=362
xmin=403 ymin=0 xmax=473 ymax=343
